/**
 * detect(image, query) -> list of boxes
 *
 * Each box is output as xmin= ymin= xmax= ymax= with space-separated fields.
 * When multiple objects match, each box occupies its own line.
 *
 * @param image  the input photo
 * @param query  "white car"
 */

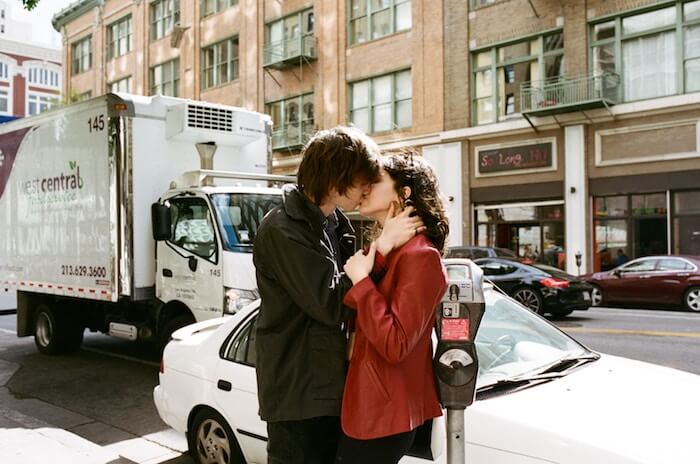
xmin=154 ymin=272 xmax=700 ymax=464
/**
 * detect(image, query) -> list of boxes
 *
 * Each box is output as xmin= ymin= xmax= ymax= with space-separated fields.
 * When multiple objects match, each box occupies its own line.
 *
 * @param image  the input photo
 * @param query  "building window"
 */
xmin=109 ymin=76 xmax=132 ymax=93
xmin=28 ymin=67 xmax=60 ymax=89
xmin=0 ymin=61 xmax=8 ymax=80
xmin=265 ymin=8 xmax=315 ymax=65
xmin=472 ymin=31 xmax=564 ymax=125
xmin=0 ymin=89 xmax=9 ymax=114
xmin=201 ymin=0 xmax=238 ymax=17
xmin=593 ymin=193 xmax=668 ymax=271
xmin=76 ymin=91 xmax=92 ymax=101
xmin=591 ymin=0 xmax=700 ymax=102
xmin=673 ymin=190 xmax=700 ymax=255
xmin=71 ymin=36 xmax=92 ymax=75
xmin=470 ymin=0 xmax=497 ymax=7
xmin=350 ymin=69 xmax=412 ymax=133
xmin=27 ymin=93 xmax=55 ymax=116
xmin=151 ymin=0 xmax=180 ymax=41
xmin=267 ymin=93 xmax=314 ymax=150
xmin=107 ymin=15 xmax=132 ymax=60
xmin=151 ymin=59 xmax=180 ymax=96
xmin=475 ymin=202 xmax=566 ymax=269
xmin=349 ymin=0 xmax=411 ymax=45
xmin=201 ymin=37 xmax=239 ymax=90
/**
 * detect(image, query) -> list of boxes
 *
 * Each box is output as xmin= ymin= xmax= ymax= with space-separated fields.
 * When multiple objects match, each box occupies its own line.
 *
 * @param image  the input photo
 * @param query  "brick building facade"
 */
xmin=53 ymin=0 xmax=700 ymax=274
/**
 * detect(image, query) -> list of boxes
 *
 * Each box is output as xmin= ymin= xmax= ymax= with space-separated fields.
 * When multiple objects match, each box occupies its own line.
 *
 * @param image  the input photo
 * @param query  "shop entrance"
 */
xmin=475 ymin=201 xmax=566 ymax=269
xmin=635 ymin=217 xmax=667 ymax=256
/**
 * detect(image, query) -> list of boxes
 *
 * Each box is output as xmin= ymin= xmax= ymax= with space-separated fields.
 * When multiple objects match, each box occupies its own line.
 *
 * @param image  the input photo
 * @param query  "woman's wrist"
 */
xmin=375 ymin=237 xmax=392 ymax=256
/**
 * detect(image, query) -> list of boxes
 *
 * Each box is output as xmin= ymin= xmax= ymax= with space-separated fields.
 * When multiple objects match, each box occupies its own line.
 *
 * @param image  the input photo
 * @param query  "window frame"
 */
xmin=71 ymin=35 xmax=92 ymax=75
xmin=201 ymin=0 xmax=238 ymax=18
xmin=26 ymin=92 xmax=56 ymax=116
xmin=107 ymin=14 xmax=133 ymax=60
xmin=348 ymin=0 xmax=412 ymax=46
xmin=470 ymin=28 xmax=564 ymax=125
xmin=167 ymin=197 xmax=220 ymax=264
xmin=265 ymin=7 xmax=315 ymax=47
xmin=201 ymin=36 xmax=239 ymax=90
xmin=348 ymin=68 xmax=412 ymax=134
xmin=150 ymin=0 xmax=180 ymax=41
xmin=221 ymin=313 xmax=258 ymax=367
xmin=588 ymin=0 xmax=700 ymax=102
xmin=0 ymin=88 xmax=10 ymax=115
xmin=150 ymin=59 xmax=180 ymax=97
xmin=266 ymin=92 xmax=315 ymax=148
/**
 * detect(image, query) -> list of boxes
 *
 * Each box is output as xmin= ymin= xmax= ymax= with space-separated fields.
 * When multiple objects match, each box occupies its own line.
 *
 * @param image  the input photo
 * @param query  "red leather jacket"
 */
xmin=341 ymin=234 xmax=447 ymax=439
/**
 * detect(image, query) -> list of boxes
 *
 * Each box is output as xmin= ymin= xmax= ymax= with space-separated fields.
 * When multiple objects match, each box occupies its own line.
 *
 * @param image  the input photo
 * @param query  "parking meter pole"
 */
xmin=434 ymin=259 xmax=486 ymax=464
xmin=447 ymin=408 xmax=465 ymax=464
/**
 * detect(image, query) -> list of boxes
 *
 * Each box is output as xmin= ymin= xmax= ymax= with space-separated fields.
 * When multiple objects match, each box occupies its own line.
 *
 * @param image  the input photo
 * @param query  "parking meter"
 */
xmin=575 ymin=251 xmax=583 ymax=275
xmin=434 ymin=258 xmax=486 ymax=464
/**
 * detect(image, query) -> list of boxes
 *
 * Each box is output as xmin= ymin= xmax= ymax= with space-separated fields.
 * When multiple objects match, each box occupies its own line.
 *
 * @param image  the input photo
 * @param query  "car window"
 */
xmin=495 ymin=248 xmax=517 ymax=258
xmin=478 ymin=260 xmax=517 ymax=276
xmin=620 ymin=259 xmax=658 ymax=272
xmin=657 ymin=259 xmax=693 ymax=271
xmin=170 ymin=198 xmax=217 ymax=260
xmin=224 ymin=316 xmax=257 ymax=366
xmin=471 ymin=249 xmax=489 ymax=259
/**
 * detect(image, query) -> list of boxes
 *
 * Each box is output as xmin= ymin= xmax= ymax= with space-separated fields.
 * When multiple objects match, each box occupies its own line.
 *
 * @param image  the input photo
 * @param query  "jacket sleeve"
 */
xmin=343 ymin=247 xmax=447 ymax=364
xmin=255 ymin=224 xmax=353 ymax=327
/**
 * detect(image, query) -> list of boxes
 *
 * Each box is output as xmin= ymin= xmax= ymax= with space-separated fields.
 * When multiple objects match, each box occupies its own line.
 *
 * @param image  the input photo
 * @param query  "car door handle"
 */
xmin=217 ymin=380 xmax=232 ymax=392
xmin=640 ymin=275 xmax=651 ymax=278
xmin=162 ymin=268 xmax=173 ymax=278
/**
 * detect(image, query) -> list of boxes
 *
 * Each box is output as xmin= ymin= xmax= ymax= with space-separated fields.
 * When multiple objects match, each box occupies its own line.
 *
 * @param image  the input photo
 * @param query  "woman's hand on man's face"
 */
xmin=375 ymin=203 xmax=425 ymax=256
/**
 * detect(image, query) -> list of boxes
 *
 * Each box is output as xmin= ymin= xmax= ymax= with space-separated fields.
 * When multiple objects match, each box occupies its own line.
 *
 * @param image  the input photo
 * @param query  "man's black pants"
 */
xmin=267 ymin=416 xmax=341 ymax=464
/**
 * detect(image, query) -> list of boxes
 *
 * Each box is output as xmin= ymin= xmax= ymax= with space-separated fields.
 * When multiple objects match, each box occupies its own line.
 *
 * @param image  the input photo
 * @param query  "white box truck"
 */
xmin=0 ymin=93 xmax=293 ymax=354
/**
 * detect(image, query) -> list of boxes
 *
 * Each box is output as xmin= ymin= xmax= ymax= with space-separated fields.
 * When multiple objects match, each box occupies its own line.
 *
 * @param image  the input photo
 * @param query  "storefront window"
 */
xmin=474 ymin=202 xmax=565 ymax=269
xmin=673 ymin=190 xmax=700 ymax=255
xmin=593 ymin=193 xmax=668 ymax=271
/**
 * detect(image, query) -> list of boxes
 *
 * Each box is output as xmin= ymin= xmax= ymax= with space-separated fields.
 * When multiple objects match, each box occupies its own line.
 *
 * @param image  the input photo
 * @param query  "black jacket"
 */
xmin=253 ymin=184 xmax=356 ymax=422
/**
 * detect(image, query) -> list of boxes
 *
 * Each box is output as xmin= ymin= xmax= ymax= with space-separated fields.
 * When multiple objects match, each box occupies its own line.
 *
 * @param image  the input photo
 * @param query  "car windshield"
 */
xmin=476 ymin=287 xmax=587 ymax=389
xmin=210 ymin=193 xmax=282 ymax=253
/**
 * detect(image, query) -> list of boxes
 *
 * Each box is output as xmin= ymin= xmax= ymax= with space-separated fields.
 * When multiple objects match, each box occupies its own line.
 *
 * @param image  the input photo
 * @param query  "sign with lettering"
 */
xmin=477 ymin=142 xmax=554 ymax=175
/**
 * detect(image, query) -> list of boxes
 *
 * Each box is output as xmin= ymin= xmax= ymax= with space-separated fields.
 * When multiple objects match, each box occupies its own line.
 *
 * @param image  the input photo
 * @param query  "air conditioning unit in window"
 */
xmin=165 ymin=101 xmax=270 ymax=146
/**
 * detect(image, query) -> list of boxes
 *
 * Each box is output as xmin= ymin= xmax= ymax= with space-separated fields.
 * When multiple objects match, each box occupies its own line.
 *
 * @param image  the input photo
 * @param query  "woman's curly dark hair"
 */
xmin=368 ymin=150 xmax=450 ymax=255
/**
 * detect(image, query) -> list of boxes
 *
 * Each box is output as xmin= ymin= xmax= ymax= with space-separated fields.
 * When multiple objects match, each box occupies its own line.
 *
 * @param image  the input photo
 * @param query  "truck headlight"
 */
xmin=223 ymin=287 xmax=259 ymax=314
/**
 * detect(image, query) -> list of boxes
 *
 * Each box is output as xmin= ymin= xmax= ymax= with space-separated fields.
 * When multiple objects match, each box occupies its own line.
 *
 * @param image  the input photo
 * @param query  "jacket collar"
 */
xmin=282 ymin=184 xmax=355 ymax=237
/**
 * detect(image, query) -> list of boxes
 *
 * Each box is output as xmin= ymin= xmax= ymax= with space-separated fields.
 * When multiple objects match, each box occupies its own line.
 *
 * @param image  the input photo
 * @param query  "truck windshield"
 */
xmin=210 ymin=193 xmax=283 ymax=253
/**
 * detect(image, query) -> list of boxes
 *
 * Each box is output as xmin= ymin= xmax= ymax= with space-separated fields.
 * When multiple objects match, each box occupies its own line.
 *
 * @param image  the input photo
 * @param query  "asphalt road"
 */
xmin=1 ymin=305 xmax=699 ymax=464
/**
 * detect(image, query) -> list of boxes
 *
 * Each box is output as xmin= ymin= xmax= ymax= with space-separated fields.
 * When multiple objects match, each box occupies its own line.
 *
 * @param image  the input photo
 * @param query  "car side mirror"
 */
xmin=613 ymin=269 xmax=622 ymax=277
xmin=151 ymin=203 xmax=172 ymax=241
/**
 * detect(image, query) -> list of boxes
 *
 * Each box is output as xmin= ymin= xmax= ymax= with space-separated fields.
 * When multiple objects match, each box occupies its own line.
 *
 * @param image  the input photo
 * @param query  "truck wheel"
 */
xmin=34 ymin=304 xmax=84 ymax=355
xmin=157 ymin=314 xmax=195 ymax=354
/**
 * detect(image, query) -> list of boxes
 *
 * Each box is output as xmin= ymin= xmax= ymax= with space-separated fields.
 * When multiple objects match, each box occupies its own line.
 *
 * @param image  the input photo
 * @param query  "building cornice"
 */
xmin=52 ymin=0 xmax=103 ymax=32
xmin=0 ymin=38 xmax=62 ymax=63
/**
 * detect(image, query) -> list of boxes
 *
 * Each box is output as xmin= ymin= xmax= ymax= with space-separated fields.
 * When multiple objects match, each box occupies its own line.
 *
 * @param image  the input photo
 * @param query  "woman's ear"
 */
xmin=402 ymin=186 xmax=412 ymax=201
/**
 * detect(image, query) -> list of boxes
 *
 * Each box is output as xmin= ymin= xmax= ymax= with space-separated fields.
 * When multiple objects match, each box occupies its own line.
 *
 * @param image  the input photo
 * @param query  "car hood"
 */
xmin=463 ymin=354 xmax=699 ymax=463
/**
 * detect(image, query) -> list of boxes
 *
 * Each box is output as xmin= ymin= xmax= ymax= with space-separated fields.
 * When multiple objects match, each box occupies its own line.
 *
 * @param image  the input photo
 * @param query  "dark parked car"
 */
xmin=581 ymin=255 xmax=700 ymax=312
xmin=474 ymin=258 xmax=593 ymax=317
xmin=448 ymin=246 xmax=517 ymax=260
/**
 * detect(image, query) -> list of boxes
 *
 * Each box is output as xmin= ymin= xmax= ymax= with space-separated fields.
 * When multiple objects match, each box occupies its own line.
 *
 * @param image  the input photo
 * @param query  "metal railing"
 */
xmin=271 ymin=121 xmax=315 ymax=150
xmin=520 ymin=73 xmax=620 ymax=113
xmin=264 ymin=35 xmax=316 ymax=67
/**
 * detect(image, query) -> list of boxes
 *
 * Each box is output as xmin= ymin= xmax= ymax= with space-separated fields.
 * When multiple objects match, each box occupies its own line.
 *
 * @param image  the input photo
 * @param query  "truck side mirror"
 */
xmin=151 ymin=203 xmax=172 ymax=241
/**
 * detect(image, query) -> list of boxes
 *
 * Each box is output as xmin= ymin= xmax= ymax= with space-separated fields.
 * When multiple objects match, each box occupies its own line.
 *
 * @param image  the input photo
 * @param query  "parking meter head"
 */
xmin=434 ymin=259 xmax=486 ymax=409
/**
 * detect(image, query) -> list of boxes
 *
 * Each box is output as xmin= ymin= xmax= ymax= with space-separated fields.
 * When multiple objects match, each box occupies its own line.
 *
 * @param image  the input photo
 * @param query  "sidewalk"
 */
xmin=0 ymin=358 xmax=188 ymax=464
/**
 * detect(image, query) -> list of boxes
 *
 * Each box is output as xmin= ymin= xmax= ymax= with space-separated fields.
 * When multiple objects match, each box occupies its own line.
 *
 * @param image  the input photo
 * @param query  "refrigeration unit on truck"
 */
xmin=0 ymin=93 xmax=294 ymax=354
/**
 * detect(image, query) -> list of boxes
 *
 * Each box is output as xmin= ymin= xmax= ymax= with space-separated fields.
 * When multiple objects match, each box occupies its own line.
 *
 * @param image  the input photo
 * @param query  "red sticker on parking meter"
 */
xmin=441 ymin=318 xmax=470 ymax=341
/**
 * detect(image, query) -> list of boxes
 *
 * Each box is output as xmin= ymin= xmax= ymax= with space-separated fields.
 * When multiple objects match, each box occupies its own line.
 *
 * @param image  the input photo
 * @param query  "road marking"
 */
xmin=562 ymin=327 xmax=700 ymax=338
xmin=590 ymin=308 xmax=700 ymax=320
xmin=0 ymin=328 xmax=14 ymax=335
xmin=81 ymin=346 xmax=159 ymax=367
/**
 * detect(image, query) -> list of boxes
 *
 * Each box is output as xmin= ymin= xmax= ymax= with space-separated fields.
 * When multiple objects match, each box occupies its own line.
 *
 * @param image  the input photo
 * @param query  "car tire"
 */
xmin=512 ymin=287 xmax=545 ymax=315
xmin=590 ymin=285 xmax=603 ymax=307
xmin=684 ymin=287 xmax=700 ymax=312
xmin=34 ymin=304 xmax=84 ymax=355
xmin=188 ymin=408 xmax=246 ymax=464
xmin=157 ymin=314 xmax=195 ymax=354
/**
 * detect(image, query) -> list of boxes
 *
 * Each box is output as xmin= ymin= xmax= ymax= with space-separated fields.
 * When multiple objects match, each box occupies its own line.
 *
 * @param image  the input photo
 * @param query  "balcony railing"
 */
xmin=271 ymin=121 xmax=315 ymax=150
xmin=520 ymin=73 xmax=620 ymax=117
xmin=264 ymin=35 xmax=316 ymax=69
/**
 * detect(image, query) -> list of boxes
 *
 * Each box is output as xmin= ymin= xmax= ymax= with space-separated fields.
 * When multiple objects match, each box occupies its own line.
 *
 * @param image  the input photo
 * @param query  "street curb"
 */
xmin=0 ymin=309 xmax=16 ymax=316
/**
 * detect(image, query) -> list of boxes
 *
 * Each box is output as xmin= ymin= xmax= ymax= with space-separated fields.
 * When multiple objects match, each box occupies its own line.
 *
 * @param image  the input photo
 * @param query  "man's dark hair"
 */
xmin=297 ymin=126 xmax=380 ymax=205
